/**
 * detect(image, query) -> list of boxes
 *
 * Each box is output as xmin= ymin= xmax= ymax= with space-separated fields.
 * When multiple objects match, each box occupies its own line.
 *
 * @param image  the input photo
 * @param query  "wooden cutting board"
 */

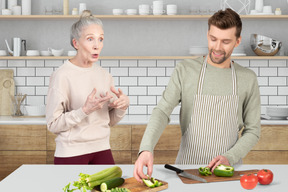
xmin=93 ymin=177 xmax=168 ymax=192
xmin=0 ymin=69 xmax=15 ymax=116
xmin=178 ymin=169 xmax=259 ymax=184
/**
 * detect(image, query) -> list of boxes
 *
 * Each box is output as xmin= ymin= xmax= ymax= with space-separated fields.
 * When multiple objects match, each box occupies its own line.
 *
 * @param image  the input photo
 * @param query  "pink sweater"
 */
xmin=46 ymin=60 xmax=126 ymax=157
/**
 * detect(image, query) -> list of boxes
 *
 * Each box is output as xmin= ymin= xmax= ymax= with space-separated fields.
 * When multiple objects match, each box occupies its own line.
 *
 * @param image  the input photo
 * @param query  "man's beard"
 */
xmin=209 ymin=49 xmax=232 ymax=64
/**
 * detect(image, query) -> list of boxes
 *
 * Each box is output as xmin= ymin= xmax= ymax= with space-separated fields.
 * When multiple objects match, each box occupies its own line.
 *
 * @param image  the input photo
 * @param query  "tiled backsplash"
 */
xmin=0 ymin=59 xmax=287 ymax=115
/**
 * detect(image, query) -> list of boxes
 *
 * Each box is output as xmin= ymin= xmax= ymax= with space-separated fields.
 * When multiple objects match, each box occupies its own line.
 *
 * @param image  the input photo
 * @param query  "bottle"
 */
xmin=63 ymin=0 xmax=69 ymax=15
xmin=275 ymin=8 xmax=281 ymax=15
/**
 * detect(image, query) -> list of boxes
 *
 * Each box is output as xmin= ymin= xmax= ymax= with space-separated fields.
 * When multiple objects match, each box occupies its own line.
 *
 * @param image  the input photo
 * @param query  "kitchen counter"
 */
xmin=0 ymin=115 xmax=288 ymax=125
xmin=0 ymin=164 xmax=286 ymax=192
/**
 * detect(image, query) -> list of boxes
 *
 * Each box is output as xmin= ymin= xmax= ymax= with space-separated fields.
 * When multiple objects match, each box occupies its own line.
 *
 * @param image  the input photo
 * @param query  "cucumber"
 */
xmin=100 ymin=177 xmax=125 ymax=192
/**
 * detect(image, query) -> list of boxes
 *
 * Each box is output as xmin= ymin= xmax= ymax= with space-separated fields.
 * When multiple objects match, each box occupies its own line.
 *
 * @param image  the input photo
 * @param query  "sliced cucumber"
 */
xmin=100 ymin=177 xmax=125 ymax=192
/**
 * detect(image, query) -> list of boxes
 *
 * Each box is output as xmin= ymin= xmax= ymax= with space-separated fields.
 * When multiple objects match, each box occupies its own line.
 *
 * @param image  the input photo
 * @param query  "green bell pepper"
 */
xmin=198 ymin=167 xmax=212 ymax=176
xmin=213 ymin=164 xmax=234 ymax=177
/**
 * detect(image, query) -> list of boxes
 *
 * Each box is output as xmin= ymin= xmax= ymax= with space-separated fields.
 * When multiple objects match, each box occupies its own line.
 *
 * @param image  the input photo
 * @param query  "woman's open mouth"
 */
xmin=92 ymin=54 xmax=99 ymax=59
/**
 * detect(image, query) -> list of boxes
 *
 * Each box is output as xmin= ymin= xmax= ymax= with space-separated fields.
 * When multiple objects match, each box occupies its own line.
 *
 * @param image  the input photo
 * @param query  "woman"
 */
xmin=46 ymin=10 xmax=129 ymax=164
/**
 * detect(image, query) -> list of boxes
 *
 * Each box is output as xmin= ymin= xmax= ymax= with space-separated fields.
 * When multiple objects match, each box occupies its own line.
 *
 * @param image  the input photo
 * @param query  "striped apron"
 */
xmin=175 ymin=56 xmax=239 ymax=164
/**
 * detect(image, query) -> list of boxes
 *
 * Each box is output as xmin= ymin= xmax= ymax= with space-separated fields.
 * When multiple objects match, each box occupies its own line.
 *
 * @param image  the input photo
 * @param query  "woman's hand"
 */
xmin=82 ymin=88 xmax=113 ymax=115
xmin=109 ymin=87 xmax=129 ymax=110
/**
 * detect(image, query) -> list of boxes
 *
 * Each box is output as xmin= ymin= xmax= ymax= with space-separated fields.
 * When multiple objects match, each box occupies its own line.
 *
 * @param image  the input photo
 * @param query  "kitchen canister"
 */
xmin=21 ymin=0 xmax=31 ymax=15
xmin=79 ymin=3 xmax=87 ymax=15
xmin=0 ymin=0 xmax=6 ymax=14
xmin=8 ymin=0 xmax=17 ymax=10
xmin=12 ymin=5 xmax=21 ymax=15
xmin=63 ymin=0 xmax=69 ymax=15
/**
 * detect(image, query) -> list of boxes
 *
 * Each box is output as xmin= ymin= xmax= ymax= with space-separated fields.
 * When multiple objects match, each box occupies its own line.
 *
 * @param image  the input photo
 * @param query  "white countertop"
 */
xmin=0 ymin=164 xmax=286 ymax=192
xmin=0 ymin=115 xmax=288 ymax=125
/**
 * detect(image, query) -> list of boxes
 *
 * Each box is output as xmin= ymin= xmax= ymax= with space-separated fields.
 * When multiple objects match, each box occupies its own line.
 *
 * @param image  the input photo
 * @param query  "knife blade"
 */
xmin=164 ymin=164 xmax=208 ymax=183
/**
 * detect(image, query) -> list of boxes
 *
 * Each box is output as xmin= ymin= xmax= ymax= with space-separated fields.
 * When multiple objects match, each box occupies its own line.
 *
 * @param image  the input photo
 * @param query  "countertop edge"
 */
xmin=0 ymin=115 xmax=288 ymax=125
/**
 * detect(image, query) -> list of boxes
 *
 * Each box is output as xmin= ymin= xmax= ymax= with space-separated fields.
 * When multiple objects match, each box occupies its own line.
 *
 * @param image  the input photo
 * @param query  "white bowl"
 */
xmin=24 ymin=105 xmax=46 ymax=116
xmin=40 ymin=50 xmax=52 ymax=56
xmin=266 ymin=106 xmax=288 ymax=120
xmin=0 ymin=50 xmax=7 ymax=56
xmin=26 ymin=50 xmax=40 ymax=56
xmin=67 ymin=50 xmax=77 ymax=56
xmin=48 ymin=48 xmax=64 ymax=56
xmin=189 ymin=46 xmax=208 ymax=56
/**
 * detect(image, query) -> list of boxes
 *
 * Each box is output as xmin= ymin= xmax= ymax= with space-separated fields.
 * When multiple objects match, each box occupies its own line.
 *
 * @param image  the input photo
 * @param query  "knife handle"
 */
xmin=164 ymin=164 xmax=183 ymax=174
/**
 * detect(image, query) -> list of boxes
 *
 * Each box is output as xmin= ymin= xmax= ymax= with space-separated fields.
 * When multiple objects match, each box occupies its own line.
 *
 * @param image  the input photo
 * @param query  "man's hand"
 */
xmin=208 ymin=155 xmax=230 ymax=172
xmin=133 ymin=151 xmax=154 ymax=182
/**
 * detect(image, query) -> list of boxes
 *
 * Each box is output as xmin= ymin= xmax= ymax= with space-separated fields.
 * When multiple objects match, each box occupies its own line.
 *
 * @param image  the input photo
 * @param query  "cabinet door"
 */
xmin=0 ymin=125 xmax=46 ymax=150
xmin=132 ymin=125 xmax=181 ymax=164
xmin=0 ymin=125 xmax=47 ymax=181
xmin=46 ymin=125 xmax=132 ymax=164
xmin=243 ymin=125 xmax=288 ymax=164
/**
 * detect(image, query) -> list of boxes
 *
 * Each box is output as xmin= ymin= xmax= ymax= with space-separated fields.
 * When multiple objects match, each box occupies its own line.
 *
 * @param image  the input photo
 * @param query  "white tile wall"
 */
xmin=1 ymin=59 xmax=288 ymax=115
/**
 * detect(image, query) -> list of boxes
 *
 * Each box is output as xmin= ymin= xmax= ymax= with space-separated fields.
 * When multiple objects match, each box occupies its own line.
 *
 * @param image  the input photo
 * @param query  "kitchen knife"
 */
xmin=164 ymin=164 xmax=208 ymax=183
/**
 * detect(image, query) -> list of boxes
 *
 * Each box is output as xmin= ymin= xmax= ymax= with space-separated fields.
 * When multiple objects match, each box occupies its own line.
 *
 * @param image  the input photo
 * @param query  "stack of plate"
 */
xmin=266 ymin=106 xmax=288 ymax=120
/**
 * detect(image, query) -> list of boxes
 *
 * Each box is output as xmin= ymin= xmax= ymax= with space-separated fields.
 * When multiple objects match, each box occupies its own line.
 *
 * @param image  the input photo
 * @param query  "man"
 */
xmin=134 ymin=8 xmax=261 ymax=182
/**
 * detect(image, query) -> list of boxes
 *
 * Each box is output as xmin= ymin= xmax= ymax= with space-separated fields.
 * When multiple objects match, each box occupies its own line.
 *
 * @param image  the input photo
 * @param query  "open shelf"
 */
xmin=1 ymin=15 xmax=288 ymax=20
xmin=0 ymin=56 xmax=287 ymax=60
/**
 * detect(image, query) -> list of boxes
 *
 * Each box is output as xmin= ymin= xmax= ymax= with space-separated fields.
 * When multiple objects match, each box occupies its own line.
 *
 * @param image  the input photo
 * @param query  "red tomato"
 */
xmin=240 ymin=174 xmax=258 ymax=190
xmin=257 ymin=169 xmax=273 ymax=185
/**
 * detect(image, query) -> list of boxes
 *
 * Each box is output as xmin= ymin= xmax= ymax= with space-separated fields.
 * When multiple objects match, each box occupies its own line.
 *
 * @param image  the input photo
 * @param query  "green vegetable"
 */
xmin=142 ymin=177 xmax=163 ymax=188
xmin=87 ymin=166 xmax=122 ymax=187
xmin=100 ymin=177 xmax=125 ymax=192
xmin=106 ymin=187 xmax=131 ymax=192
xmin=63 ymin=166 xmax=122 ymax=192
xmin=213 ymin=164 xmax=234 ymax=177
xmin=199 ymin=167 xmax=212 ymax=176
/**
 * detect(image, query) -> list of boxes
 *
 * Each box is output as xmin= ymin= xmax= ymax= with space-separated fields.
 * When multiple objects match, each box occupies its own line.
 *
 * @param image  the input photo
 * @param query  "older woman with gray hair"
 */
xmin=46 ymin=10 xmax=129 ymax=164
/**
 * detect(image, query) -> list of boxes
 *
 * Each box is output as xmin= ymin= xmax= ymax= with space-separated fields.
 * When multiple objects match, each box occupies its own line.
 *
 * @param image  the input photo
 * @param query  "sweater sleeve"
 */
xmin=139 ymin=63 xmax=183 ymax=153
xmin=223 ymin=73 xmax=261 ymax=165
xmin=46 ymin=83 xmax=88 ymax=135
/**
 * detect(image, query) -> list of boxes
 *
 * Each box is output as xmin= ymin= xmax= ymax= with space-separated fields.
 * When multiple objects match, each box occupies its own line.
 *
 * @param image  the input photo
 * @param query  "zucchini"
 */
xmin=100 ymin=177 xmax=125 ymax=192
xmin=107 ymin=187 xmax=131 ymax=192
xmin=86 ymin=166 xmax=122 ymax=188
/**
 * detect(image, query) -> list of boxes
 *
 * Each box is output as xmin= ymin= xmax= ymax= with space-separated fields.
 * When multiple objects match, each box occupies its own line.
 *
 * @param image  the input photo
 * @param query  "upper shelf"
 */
xmin=1 ymin=56 xmax=288 ymax=60
xmin=1 ymin=15 xmax=288 ymax=20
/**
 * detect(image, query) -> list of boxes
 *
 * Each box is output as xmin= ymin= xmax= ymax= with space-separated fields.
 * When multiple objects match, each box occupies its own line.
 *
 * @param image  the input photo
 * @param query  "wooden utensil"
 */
xmin=177 ymin=169 xmax=259 ymax=184
xmin=0 ymin=69 xmax=15 ymax=116
xmin=93 ymin=177 xmax=168 ymax=192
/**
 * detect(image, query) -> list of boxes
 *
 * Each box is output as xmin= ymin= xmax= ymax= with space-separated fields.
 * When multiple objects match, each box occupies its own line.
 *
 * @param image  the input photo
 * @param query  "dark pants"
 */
xmin=54 ymin=149 xmax=115 ymax=165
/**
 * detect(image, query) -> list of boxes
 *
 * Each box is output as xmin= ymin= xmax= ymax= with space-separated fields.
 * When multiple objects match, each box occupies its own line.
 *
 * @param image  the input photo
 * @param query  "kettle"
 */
xmin=5 ymin=38 xmax=26 ymax=56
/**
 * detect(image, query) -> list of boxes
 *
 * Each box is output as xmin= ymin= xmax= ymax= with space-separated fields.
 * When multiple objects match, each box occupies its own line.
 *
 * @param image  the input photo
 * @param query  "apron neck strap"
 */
xmin=197 ymin=56 xmax=237 ymax=95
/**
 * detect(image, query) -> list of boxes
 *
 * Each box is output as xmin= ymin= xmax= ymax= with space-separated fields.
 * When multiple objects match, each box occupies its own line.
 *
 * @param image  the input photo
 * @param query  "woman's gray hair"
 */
xmin=70 ymin=10 xmax=103 ymax=49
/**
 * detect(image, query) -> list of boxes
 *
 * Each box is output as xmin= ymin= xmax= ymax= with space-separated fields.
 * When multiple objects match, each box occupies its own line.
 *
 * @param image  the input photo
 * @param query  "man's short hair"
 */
xmin=208 ymin=8 xmax=242 ymax=38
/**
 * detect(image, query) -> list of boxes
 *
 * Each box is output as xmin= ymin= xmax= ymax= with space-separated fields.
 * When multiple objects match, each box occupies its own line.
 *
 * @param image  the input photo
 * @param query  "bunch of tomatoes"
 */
xmin=240 ymin=169 xmax=273 ymax=190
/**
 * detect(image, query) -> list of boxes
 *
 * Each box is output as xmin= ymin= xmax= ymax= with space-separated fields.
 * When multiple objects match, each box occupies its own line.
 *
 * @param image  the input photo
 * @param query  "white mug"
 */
xmin=139 ymin=4 xmax=149 ymax=15
xmin=125 ymin=9 xmax=137 ymax=15
xmin=12 ymin=5 xmax=21 ymax=15
xmin=152 ymin=0 xmax=164 ymax=10
xmin=263 ymin=5 xmax=272 ymax=14
xmin=79 ymin=3 xmax=87 ymax=15
xmin=2 ymin=9 xmax=12 ymax=15
xmin=112 ymin=8 xmax=123 ymax=15
xmin=153 ymin=9 xmax=165 ymax=15
xmin=167 ymin=4 xmax=177 ymax=15
xmin=255 ymin=0 xmax=263 ymax=13
xmin=139 ymin=9 xmax=150 ymax=15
